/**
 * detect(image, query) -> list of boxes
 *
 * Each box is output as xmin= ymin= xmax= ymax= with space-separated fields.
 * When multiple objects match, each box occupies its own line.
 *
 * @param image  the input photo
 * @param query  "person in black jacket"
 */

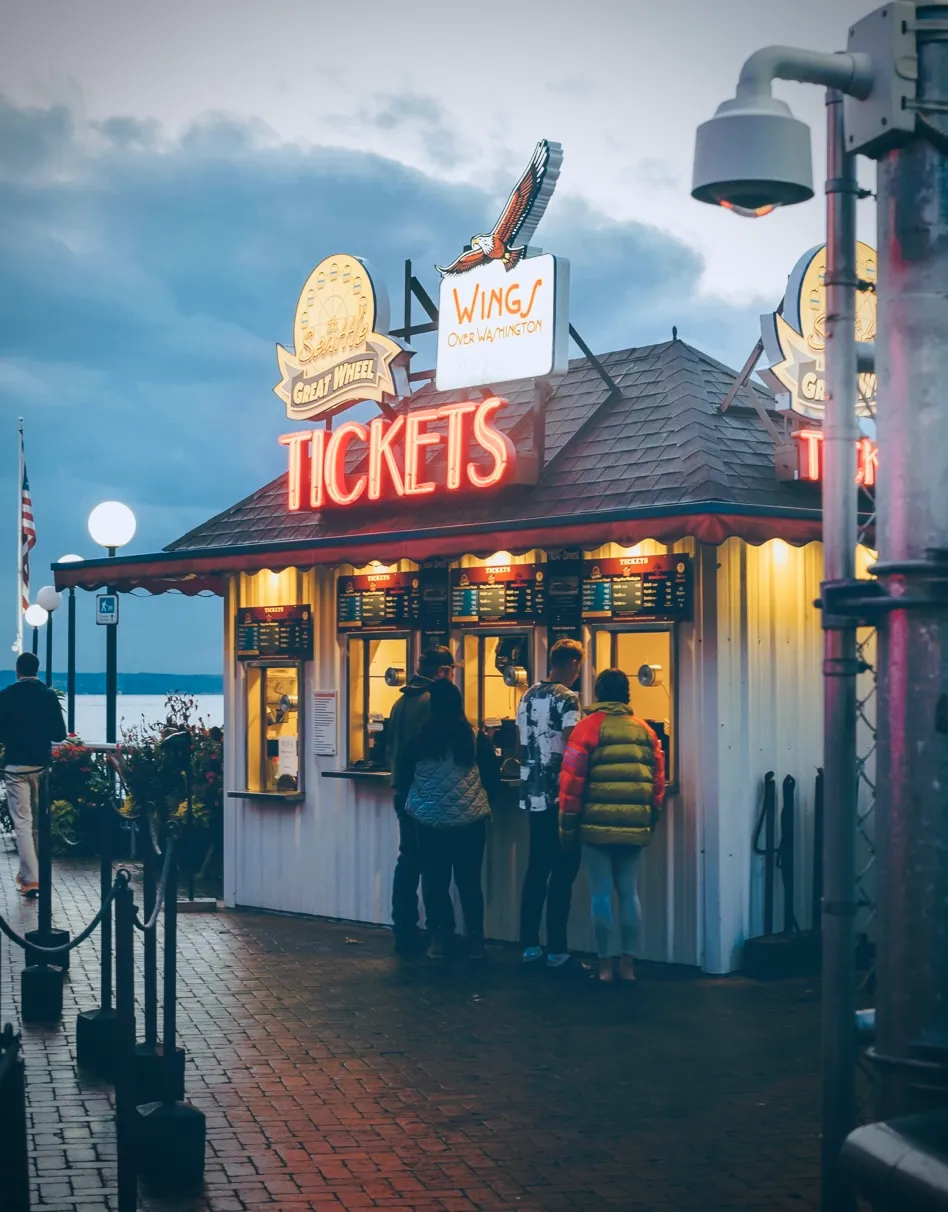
xmin=0 ymin=652 xmax=66 ymax=897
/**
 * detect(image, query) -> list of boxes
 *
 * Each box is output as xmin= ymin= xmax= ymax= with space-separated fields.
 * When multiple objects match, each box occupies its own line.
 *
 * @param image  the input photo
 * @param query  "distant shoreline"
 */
xmin=0 ymin=672 xmax=223 ymax=694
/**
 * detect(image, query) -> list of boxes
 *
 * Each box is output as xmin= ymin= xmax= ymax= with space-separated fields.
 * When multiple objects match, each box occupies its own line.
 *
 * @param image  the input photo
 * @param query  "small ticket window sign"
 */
xmin=96 ymin=594 xmax=119 ymax=625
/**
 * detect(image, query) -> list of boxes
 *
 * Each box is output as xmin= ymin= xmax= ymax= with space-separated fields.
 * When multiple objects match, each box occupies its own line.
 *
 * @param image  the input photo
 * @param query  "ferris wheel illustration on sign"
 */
xmin=436 ymin=139 xmax=563 ymax=277
xmin=293 ymin=256 xmax=372 ymax=365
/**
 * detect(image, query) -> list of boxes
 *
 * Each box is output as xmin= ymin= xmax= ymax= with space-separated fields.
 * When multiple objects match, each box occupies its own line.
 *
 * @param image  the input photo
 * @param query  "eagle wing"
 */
xmin=493 ymin=139 xmax=563 ymax=250
xmin=435 ymin=247 xmax=490 ymax=276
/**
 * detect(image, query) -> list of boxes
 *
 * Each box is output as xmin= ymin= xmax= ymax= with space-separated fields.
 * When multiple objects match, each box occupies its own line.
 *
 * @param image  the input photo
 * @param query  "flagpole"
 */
xmin=16 ymin=417 xmax=23 ymax=656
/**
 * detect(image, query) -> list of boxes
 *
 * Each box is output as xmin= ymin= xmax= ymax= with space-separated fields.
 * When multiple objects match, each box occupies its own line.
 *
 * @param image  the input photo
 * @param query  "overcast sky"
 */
xmin=1 ymin=0 xmax=876 ymax=675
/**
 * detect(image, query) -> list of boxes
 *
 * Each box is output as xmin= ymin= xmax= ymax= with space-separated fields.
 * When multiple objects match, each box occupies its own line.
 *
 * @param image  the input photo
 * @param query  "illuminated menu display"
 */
xmin=236 ymin=605 xmax=313 ymax=660
xmin=450 ymin=564 xmax=545 ymax=625
xmin=582 ymin=555 xmax=692 ymax=621
xmin=336 ymin=572 xmax=421 ymax=630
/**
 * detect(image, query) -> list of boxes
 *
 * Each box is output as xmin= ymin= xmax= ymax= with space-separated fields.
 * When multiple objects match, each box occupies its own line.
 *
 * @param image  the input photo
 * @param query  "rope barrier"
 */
xmin=135 ymin=835 xmax=175 ymax=933
xmin=0 ymin=875 xmax=125 ymax=956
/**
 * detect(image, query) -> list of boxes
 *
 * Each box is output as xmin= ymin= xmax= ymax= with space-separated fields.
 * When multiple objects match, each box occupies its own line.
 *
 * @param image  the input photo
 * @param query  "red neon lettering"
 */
xmin=310 ymin=428 xmax=327 ymax=509
xmin=368 ymin=415 xmax=405 ymax=500
xmin=280 ymin=431 xmax=312 ymax=511
xmin=325 ymin=421 xmax=368 ymax=506
xmin=468 ymin=398 xmax=513 ymax=489
xmin=439 ymin=401 xmax=478 ymax=490
xmin=404 ymin=410 xmax=441 ymax=496
xmin=796 ymin=430 xmax=823 ymax=481
xmin=857 ymin=438 xmax=878 ymax=488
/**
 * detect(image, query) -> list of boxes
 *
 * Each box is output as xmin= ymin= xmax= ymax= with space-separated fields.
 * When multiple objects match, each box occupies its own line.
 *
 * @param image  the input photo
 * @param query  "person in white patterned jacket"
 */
xmin=516 ymin=638 xmax=585 ymax=969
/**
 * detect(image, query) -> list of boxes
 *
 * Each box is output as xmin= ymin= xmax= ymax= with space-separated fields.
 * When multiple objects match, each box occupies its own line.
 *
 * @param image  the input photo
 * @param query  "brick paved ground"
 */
xmin=1 ymin=848 xmax=822 ymax=1212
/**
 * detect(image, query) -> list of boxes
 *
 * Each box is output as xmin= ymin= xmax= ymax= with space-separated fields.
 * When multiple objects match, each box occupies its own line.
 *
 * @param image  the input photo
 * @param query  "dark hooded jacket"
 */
xmin=0 ymin=677 xmax=67 ymax=766
xmin=388 ymin=674 xmax=435 ymax=801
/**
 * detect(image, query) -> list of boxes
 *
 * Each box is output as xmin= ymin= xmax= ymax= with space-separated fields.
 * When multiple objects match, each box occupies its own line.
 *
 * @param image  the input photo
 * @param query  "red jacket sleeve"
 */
xmin=558 ymin=713 xmax=603 ymax=838
xmin=640 ymin=719 xmax=666 ymax=810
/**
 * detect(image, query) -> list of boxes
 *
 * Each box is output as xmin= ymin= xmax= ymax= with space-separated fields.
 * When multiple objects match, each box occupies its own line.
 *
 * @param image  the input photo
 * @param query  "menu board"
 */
xmin=582 ymin=554 xmax=692 ymax=621
xmin=336 ymin=571 xmax=421 ymax=630
xmin=236 ymin=605 xmax=313 ymax=660
xmin=544 ymin=551 xmax=583 ymax=642
xmin=450 ymin=563 xmax=545 ymax=625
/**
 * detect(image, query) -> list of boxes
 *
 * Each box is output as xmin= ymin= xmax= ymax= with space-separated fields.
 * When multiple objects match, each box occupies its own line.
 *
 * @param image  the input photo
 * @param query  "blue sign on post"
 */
xmin=96 ymin=594 xmax=119 ymax=626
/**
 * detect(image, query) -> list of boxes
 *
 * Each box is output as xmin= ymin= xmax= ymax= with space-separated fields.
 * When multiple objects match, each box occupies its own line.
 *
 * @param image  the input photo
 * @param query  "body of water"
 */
xmin=71 ymin=694 xmax=224 ymax=743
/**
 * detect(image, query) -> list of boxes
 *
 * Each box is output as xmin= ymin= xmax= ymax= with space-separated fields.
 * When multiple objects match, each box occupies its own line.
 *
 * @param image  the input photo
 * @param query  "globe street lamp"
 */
xmin=57 ymin=555 xmax=83 ymax=733
xmin=88 ymin=502 xmax=136 ymax=744
xmin=36 ymin=586 xmax=62 ymax=688
xmin=24 ymin=603 xmax=47 ymax=657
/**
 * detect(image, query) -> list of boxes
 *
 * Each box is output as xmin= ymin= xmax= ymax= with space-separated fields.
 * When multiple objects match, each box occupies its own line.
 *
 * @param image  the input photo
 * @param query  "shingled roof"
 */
xmin=54 ymin=339 xmax=831 ymax=597
xmin=166 ymin=339 xmax=817 ymax=556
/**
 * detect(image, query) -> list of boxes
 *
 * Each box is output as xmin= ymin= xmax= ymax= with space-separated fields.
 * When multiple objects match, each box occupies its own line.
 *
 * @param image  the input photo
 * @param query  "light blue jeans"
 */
xmin=582 ymin=843 xmax=644 ymax=959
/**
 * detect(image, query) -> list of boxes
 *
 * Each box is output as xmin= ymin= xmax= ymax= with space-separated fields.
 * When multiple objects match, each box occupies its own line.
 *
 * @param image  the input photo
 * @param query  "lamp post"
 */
xmin=36 ymin=586 xmax=62 ymax=689
xmin=87 ymin=503 xmax=136 ymax=744
xmin=24 ymin=603 xmax=47 ymax=658
xmin=57 ymin=556 xmax=83 ymax=734
xmin=689 ymin=29 xmax=880 ymax=1212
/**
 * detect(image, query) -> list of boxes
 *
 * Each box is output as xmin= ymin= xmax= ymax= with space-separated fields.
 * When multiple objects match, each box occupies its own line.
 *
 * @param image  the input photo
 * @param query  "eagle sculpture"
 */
xmin=436 ymin=139 xmax=563 ymax=276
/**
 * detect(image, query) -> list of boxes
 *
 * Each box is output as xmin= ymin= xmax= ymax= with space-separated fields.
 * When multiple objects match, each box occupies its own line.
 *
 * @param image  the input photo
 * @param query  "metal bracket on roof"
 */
xmin=720 ymin=338 xmax=764 ymax=412
xmin=569 ymin=325 xmax=620 ymax=396
xmin=389 ymin=259 xmax=440 ymax=339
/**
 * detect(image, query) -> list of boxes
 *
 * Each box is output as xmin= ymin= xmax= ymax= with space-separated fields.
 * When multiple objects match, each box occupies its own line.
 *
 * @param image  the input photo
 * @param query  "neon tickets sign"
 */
xmin=793 ymin=430 xmax=878 ymax=486
xmin=279 ymin=396 xmax=532 ymax=511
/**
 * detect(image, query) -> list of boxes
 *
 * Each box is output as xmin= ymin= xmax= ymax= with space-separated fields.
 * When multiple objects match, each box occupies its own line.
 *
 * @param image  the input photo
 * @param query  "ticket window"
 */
xmin=347 ymin=634 xmax=411 ymax=769
xmin=462 ymin=632 xmax=531 ymax=776
xmin=245 ymin=663 xmax=302 ymax=794
xmin=592 ymin=628 xmax=676 ymax=782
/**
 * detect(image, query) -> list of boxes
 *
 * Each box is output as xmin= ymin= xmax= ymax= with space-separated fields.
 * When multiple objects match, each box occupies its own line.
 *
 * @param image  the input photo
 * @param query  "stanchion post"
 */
xmin=114 ymin=873 xmax=137 ymax=1212
xmin=22 ymin=768 xmax=68 ymax=1023
xmin=76 ymin=761 xmax=118 ymax=1074
xmin=0 ymin=1023 xmax=30 ymax=1212
xmin=136 ymin=825 xmax=206 ymax=1194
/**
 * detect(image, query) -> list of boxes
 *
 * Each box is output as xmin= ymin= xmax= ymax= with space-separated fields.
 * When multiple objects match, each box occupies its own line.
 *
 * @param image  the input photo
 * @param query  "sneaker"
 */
xmin=546 ymin=952 xmax=571 ymax=969
xmin=522 ymin=946 xmax=543 ymax=963
xmin=426 ymin=940 xmax=447 ymax=960
xmin=468 ymin=935 xmax=487 ymax=960
xmin=15 ymin=875 xmax=39 ymax=899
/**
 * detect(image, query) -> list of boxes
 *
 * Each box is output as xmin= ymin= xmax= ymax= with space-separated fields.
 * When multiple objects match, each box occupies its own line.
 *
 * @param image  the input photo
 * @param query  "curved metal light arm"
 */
xmin=735 ymin=46 xmax=875 ymax=102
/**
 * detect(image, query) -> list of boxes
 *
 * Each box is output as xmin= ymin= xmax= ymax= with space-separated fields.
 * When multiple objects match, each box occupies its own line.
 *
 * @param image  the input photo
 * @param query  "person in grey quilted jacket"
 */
xmin=403 ymin=679 xmax=500 ymax=960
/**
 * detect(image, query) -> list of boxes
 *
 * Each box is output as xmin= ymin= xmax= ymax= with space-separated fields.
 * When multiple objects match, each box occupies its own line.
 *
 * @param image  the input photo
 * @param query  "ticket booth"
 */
xmin=582 ymin=553 xmax=692 ymax=782
xmin=450 ymin=560 xmax=544 ymax=777
xmin=235 ymin=604 xmax=313 ymax=796
xmin=337 ymin=563 xmax=451 ymax=772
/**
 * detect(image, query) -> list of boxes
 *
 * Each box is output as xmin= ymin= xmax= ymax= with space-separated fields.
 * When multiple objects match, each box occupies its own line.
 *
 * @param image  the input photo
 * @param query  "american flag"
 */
xmin=21 ymin=450 xmax=36 ymax=615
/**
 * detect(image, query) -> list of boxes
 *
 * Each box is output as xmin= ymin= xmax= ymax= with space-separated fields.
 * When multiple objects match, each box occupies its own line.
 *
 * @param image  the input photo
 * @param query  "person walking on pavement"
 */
xmin=388 ymin=645 xmax=457 ymax=955
xmin=559 ymin=668 xmax=665 ymax=984
xmin=401 ymin=678 xmax=500 ymax=961
xmin=0 ymin=651 xmax=67 ymax=898
xmin=517 ymin=638 xmax=585 ymax=969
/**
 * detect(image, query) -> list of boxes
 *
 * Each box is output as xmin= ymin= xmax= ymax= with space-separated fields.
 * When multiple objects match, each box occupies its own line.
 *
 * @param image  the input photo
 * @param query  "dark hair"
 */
xmin=415 ymin=679 xmax=475 ymax=766
xmin=549 ymin=638 xmax=585 ymax=671
xmin=16 ymin=652 xmax=39 ymax=678
xmin=595 ymin=667 xmax=630 ymax=705
xmin=418 ymin=645 xmax=454 ymax=676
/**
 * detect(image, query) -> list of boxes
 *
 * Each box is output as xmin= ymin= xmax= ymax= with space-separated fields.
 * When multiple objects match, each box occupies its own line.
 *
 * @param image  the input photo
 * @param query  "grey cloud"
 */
xmin=0 ymin=96 xmax=762 ymax=672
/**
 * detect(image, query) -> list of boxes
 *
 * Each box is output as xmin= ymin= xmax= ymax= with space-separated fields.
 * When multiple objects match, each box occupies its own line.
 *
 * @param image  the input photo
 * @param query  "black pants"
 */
xmin=417 ymin=819 xmax=487 ymax=942
xmin=391 ymin=805 xmax=423 ymax=941
xmin=519 ymin=807 xmax=581 ymax=953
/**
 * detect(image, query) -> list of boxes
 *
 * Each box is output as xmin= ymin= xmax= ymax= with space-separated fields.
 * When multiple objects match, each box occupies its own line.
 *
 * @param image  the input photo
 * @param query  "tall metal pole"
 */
xmin=820 ymin=88 xmax=860 ymax=1212
xmin=16 ymin=418 xmax=23 ymax=657
xmin=872 ymin=4 xmax=948 ymax=1121
xmin=106 ymin=553 xmax=117 ymax=745
xmin=67 ymin=588 xmax=76 ymax=734
xmin=45 ymin=612 xmax=53 ymax=687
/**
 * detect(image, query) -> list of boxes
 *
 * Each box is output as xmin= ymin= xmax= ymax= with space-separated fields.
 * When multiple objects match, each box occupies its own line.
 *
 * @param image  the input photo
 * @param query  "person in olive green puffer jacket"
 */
xmin=559 ymin=668 xmax=665 ymax=983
